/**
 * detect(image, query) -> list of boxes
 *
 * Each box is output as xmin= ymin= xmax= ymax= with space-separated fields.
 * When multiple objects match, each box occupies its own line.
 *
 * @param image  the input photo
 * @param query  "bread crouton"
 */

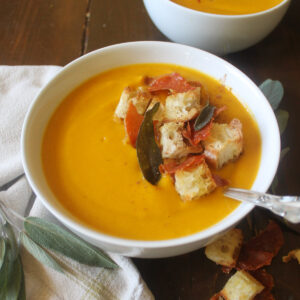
xmin=175 ymin=161 xmax=216 ymax=200
xmin=203 ymin=119 xmax=243 ymax=169
xmin=159 ymin=122 xmax=191 ymax=159
xmin=164 ymin=87 xmax=202 ymax=122
xmin=283 ymin=249 xmax=300 ymax=264
xmin=205 ymin=228 xmax=243 ymax=268
xmin=114 ymin=87 xmax=151 ymax=119
xmin=212 ymin=270 xmax=264 ymax=300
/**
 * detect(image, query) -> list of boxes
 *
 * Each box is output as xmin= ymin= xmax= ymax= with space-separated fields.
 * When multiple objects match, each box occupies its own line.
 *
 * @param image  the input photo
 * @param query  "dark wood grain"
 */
xmin=0 ymin=0 xmax=88 ymax=65
xmin=85 ymin=0 xmax=167 ymax=53
xmin=1 ymin=0 xmax=300 ymax=299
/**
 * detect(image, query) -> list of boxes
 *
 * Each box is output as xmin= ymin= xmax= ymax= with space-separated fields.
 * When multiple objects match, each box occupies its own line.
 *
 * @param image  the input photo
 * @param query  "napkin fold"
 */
xmin=0 ymin=66 xmax=154 ymax=300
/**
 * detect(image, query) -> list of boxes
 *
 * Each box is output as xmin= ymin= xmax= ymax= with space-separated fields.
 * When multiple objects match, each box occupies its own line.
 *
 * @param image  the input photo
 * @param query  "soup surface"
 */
xmin=42 ymin=64 xmax=261 ymax=240
xmin=170 ymin=0 xmax=283 ymax=15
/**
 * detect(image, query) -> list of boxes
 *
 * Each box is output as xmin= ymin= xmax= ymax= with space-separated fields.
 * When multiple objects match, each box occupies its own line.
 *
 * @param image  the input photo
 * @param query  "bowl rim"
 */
xmin=158 ymin=0 xmax=290 ymax=18
xmin=21 ymin=41 xmax=280 ymax=249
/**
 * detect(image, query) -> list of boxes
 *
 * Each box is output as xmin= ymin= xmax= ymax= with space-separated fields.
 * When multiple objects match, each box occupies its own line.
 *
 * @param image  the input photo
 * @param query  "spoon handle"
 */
xmin=224 ymin=188 xmax=300 ymax=224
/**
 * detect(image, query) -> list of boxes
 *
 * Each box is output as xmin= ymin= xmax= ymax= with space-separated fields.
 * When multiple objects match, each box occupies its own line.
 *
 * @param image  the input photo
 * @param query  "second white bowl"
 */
xmin=143 ymin=0 xmax=290 ymax=55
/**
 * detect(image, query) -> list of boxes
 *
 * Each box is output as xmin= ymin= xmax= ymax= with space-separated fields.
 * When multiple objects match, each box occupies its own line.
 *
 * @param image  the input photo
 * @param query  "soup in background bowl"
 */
xmin=170 ymin=0 xmax=284 ymax=15
xmin=143 ymin=0 xmax=291 ymax=55
xmin=21 ymin=42 xmax=280 ymax=258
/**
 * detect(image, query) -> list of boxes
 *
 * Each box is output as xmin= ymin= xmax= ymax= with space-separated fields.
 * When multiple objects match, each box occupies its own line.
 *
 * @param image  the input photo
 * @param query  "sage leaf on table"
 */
xmin=260 ymin=79 xmax=290 ymax=195
xmin=136 ymin=102 xmax=163 ymax=185
xmin=2 ymin=222 xmax=18 ymax=261
xmin=194 ymin=103 xmax=215 ymax=131
xmin=276 ymin=109 xmax=289 ymax=135
xmin=6 ymin=256 xmax=22 ymax=300
xmin=0 ymin=239 xmax=15 ymax=297
xmin=20 ymin=232 xmax=64 ymax=274
xmin=259 ymin=79 xmax=284 ymax=110
xmin=0 ymin=238 xmax=5 ymax=269
xmin=18 ymin=263 xmax=26 ymax=300
xmin=280 ymin=147 xmax=290 ymax=161
xmin=0 ymin=238 xmax=9 ymax=291
xmin=24 ymin=217 xmax=118 ymax=269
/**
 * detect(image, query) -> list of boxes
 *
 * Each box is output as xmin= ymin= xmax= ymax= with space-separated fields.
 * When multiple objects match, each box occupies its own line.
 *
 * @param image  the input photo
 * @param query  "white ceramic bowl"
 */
xmin=21 ymin=41 xmax=280 ymax=258
xmin=143 ymin=0 xmax=290 ymax=55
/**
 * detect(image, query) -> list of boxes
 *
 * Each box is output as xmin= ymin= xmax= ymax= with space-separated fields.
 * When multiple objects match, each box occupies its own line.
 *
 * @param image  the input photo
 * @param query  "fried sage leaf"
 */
xmin=20 ymin=232 xmax=64 ymax=274
xmin=259 ymin=79 xmax=284 ymax=110
xmin=136 ymin=102 xmax=163 ymax=185
xmin=24 ymin=217 xmax=118 ymax=269
xmin=194 ymin=104 xmax=215 ymax=131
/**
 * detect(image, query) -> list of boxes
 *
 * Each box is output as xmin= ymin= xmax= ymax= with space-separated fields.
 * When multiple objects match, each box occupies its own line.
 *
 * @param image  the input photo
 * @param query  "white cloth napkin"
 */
xmin=0 ymin=66 xmax=154 ymax=300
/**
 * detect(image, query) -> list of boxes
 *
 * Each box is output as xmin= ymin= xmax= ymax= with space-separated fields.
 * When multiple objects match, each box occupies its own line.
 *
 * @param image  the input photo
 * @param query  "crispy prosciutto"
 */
xmin=148 ymin=72 xmax=195 ymax=93
xmin=124 ymin=102 xmax=144 ymax=147
xmin=251 ymin=269 xmax=275 ymax=300
xmin=160 ymin=155 xmax=205 ymax=175
xmin=237 ymin=221 xmax=284 ymax=271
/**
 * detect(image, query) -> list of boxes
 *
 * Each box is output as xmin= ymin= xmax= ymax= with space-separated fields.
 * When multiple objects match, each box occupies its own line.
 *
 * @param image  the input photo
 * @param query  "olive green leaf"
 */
xmin=0 ymin=238 xmax=8 ymax=291
xmin=6 ymin=256 xmax=22 ymax=300
xmin=24 ymin=217 xmax=118 ymax=269
xmin=136 ymin=102 xmax=163 ymax=185
xmin=276 ymin=109 xmax=289 ymax=135
xmin=20 ymin=232 xmax=64 ymax=274
xmin=194 ymin=104 xmax=215 ymax=131
xmin=17 ymin=258 xmax=26 ymax=300
xmin=0 ymin=241 xmax=15 ymax=297
xmin=2 ymin=222 xmax=18 ymax=261
xmin=270 ymin=147 xmax=290 ymax=194
xmin=0 ymin=238 xmax=5 ymax=270
xmin=259 ymin=79 xmax=284 ymax=110
xmin=280 ymin=147 xmax=290 ymax=161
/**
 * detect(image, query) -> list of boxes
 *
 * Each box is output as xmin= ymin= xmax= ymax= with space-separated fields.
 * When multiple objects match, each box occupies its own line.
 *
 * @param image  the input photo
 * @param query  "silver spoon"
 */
xmin=224 ymin=188 xmax=300 ymax=224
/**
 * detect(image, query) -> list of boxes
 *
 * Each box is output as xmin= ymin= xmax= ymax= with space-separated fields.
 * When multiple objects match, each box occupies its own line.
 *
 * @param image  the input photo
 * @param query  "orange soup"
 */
xmin=42 ymin=64 xmax=261 ymax=240
xmin=170 ymin=0 xmax=283 ymax=15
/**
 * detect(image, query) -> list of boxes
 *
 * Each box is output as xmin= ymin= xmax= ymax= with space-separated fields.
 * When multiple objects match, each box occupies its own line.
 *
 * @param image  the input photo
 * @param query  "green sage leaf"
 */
xmin=136 ymin=102 xmax=163 ymax=185
xmin=6 ymin=256 xmax=22 ymax=300
xmin=24 ymin=217 xmax=117 ymax=269
xmin=276 ymin=109 xmax=289 ymax=135
xmin=271 ymin=176 xmax=278 ymax=194
xmin=259 ymin=79 xmax=284 ymax=110
xmin=2 ymin=222 xmax=18 ymax=261
xmin=0 ymin=238 xmax=8 ymax=291
xmin=194 ymin=104 xmax=215 ymax=131
xmin=280 ymin=147 xmax=290 ymax=161
xmin=20 ymin=232 xmax=64 ymax=274
xmin=18 ymin=261 xmax=26 ymax=300
xmin=0 ymin=241 xmax=14 ymax=296
xmin=0 ymin=238 xmax=5 ymax=271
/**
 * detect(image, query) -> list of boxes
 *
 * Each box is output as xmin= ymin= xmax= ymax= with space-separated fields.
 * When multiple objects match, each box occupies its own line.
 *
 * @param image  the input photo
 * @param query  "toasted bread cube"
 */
xmin=215 ymin=270 xmax=264 ymax=300
xmin=160 ymin=122 xmax=189 ymax=159
xmin=283 ymin=249 xmax=300 ymax=264
xmin=164 ymin=87 xmax=202 ymax=122
xmin=204 ymin=119 xmax=243 ymax=169
xmin=205 ymin=228 xmax=243 ymax=268
xmin=175 ymin=161 xmax=216 ymax=200
xmin=147 ymin=98 xmax=165 ymax=122
xmin=115 ymin=87 xmax=151 ymax=119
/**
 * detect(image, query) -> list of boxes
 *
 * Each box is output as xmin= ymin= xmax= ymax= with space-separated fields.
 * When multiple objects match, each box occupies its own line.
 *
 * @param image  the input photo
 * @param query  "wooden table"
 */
xmin=1 ymin=1 xmax=300 ymax=299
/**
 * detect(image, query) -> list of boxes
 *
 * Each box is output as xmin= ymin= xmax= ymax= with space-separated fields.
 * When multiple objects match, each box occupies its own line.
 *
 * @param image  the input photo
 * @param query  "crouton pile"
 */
xmin=206 ymin=221 xmax=285 ymax=300
xmin=114 ymin=72 xmax=244 ymax=201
